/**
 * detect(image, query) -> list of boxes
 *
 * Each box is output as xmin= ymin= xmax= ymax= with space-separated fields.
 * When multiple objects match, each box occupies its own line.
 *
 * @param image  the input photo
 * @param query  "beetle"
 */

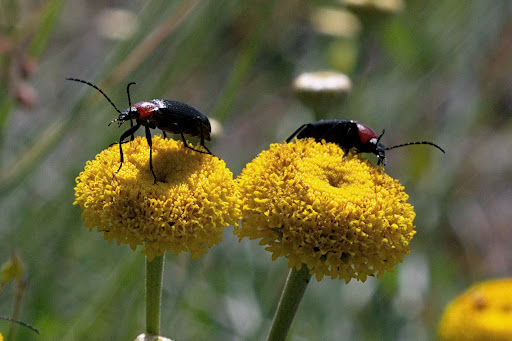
xmin=67 ymin=78 xmax=212 ymax=183
xmin=285 ymin=119 xmax=445 ymax=165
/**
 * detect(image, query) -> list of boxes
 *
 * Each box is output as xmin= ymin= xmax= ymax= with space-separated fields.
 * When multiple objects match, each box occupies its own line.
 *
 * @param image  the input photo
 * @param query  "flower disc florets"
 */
xmin=235 ymin=138 xmax=415 ymax=282
xmin=438 ymin=278 xmax=512 ymax=341
xmin=74 ymin=136 xmax=240 ymax=261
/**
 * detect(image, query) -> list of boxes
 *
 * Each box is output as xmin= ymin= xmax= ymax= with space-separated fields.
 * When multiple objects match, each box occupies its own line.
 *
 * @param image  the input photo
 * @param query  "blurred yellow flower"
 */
xmin=74 ymin=136 xmax=240 ymax=261
xmin=235 ymin=138 xmax=416 ymax=282
xmin=438 ymin=278 xmax=512 ymax=341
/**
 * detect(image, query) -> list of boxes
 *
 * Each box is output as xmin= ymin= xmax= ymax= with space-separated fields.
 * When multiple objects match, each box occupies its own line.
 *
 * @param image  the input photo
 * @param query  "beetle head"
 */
xmin=109 ymin=107 xmax=139 ymax=127
xmin=370 ymin=129 xmax=387 ymax=165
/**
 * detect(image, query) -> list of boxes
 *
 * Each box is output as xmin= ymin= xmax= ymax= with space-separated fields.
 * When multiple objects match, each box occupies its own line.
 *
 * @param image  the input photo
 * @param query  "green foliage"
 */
xmin=1 ymin=1 xmax=511 ymax=340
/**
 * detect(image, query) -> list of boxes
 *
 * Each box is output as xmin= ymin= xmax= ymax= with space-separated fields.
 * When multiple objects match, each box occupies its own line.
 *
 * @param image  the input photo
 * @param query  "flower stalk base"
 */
xmin=146 ymin=254 xmax=164 ymax=336
xmin=267 ymin=264 xmax=312 ymax=341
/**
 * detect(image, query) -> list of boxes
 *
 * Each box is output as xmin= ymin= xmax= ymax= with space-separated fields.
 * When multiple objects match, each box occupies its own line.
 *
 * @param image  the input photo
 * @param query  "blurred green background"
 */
xmin=1 ymin=0 xmax=511 ymax=340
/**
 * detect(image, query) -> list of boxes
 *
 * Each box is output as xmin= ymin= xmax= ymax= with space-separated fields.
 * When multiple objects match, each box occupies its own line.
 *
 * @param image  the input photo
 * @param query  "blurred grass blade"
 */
xmin=27 ymin=0 xmax=67 ymax=58
xmin=0 ymin=99 xmax=13 ymax=139
xmin=0 ymin=117 xmax=70 ymax=195
xmin=110 ymin=0 xmax=201 ymax=83
xmin=211 ymin=0 xmax=277 ymax=121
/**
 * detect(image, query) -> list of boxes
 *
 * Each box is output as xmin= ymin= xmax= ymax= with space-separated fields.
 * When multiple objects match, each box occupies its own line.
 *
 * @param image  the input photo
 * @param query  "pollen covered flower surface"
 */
xmin=438 ymin=278 xmax=512 ymax=341
xmin=74 ymin=136 xmax=240 ymax=261
xmin=235 ymin=138 xmax=415 ymax=282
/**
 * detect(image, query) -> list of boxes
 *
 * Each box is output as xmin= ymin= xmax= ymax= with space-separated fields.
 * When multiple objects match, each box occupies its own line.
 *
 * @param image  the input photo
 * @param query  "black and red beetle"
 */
xmin=286 ymin=119 xmax=444 ymax=165
xmin=67 ymin=78 xmax=212 ymax=183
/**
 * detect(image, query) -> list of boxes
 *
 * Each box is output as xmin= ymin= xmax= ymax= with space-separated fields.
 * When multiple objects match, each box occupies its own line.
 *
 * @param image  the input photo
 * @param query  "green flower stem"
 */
xmin=146 ymin=254 xmax=164 ymax=336
xmin=267 ymin=264 xmax=312 ymax=341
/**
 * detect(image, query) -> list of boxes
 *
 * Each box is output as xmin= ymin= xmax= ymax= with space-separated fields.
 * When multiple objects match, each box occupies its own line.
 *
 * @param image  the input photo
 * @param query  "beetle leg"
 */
xmin=173 ymin=123 xmax=211 ymax=154
xmin=129 ymin=119 xmax=135 ymax=140
xmin=109 ymin=139 xmax=132 ymax=148
xmin=342 ymin=147 xmax=350 ymax=161
xmin=200 ymin=141 xmax=212 ymax=155
xmin=144 ymin=124 xmax=157 ymax=184
xmin=162 ymin=131 xmax=168 ymax=139
xmin=285 ymin=123 xmax=308 ymax=143
xmin=114 ymin=123 xmax=141 ymax=179
xmin=199 ymin=123 xmax=213 ymax=154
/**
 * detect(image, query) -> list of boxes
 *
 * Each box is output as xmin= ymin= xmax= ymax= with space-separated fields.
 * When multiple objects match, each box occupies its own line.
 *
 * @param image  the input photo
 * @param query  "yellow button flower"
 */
xmin=438 ymin=278 xmax=512 ymax=341
xmin=235 ymin=138 xmax=416 ymax=282
xmin=74 ymin=136 xmax=240 ymax=261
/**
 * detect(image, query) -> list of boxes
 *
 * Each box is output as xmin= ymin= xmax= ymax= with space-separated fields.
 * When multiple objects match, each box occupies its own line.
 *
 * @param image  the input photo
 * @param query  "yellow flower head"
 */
xmin=235 ymin=138 xmax=416 ymax=282
xmin=438 ymin=278 xmax=512 ymax=341
xmin=74 ymin=136 xmax=240 ymax=261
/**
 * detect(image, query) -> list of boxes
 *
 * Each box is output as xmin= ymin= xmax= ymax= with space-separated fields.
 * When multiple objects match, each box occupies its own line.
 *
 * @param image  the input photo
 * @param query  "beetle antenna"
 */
xmin=386 ymin=141 xmax=445 ymax=153
xmin=126 ymin=82 xmax=136 ymax=109
xmin=376 ymin=129 xmax=385 ymax=143
xmin=126 ymin=82 xmax=137 ymax=140
xmin=66 ymin=78 xmax=122 ymax=114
